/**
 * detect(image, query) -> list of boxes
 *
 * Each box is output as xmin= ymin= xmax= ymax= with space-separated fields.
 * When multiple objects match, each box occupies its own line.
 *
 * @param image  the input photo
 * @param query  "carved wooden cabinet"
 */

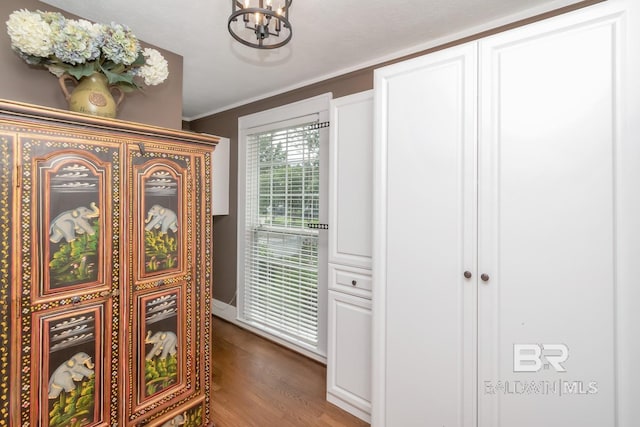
xmin=0 ymin=100 xmax=217 ymax=427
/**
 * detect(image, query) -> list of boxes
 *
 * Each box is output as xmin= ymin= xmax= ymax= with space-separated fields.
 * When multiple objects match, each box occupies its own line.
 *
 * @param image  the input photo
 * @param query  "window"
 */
xmin=237 ymin=94 xmax=330 ymax=359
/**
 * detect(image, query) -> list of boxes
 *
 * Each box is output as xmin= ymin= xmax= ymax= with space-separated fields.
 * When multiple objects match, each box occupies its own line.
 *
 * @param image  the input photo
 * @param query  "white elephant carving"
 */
xmin=160 ymin=412 xmax=187 ymax=427
xmin=49 ymin=202 xmax=100 ymax=243
xmin=48 ymin=352 xmax=95 ymax=398
xmin=145 ymin=330 xmax=178 ymax=360
xmin=144 ymin=205 xmax=178 ymax=235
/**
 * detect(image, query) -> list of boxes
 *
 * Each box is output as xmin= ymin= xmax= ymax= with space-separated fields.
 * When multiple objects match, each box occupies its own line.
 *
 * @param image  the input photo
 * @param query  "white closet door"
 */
xmin=477 ymin=5 xmax=626 ymax=427
xmin=373 ymin=42 xmax=477 ymax=427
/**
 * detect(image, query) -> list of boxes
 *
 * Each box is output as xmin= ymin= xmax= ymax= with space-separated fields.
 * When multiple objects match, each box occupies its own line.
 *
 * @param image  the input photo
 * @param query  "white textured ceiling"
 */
xmin=40 ymin=0 xmax=584 ymax=120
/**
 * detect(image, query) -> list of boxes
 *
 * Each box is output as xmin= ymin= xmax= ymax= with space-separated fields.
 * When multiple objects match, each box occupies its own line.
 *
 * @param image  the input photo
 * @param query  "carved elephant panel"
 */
xmin=36 ymin=305 xmax=109 ymax=427
xmin=48 ymin=352 xmax=95 ymax=399
xmin=35 ymin=152 xmax=114 ymax=294
xmin=139 ymin=289 xmax=181 ymax=402
xmin=145 ymin=331 xmax=178 ymax=361
xmin=144 ymin=205 xmax=178 ymax=235
xmin=49 ymin=202 xmax=100 ymax=243
xmin=137 ymin=163 xmax=184 ymax=276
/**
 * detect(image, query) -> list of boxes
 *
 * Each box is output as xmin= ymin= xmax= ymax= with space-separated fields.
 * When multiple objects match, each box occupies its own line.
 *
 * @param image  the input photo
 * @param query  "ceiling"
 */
xmin=40 ymin=0 xmax=584 ymax=120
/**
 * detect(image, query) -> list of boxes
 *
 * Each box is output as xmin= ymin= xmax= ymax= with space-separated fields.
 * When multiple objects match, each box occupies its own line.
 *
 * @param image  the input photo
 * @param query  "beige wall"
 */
xmin=190 ymin=68 xmax=373 ymax=304
xmin=0 ymin=0 xmax=183 ymax=129
xmin=190 ymin=0 xmax=601 ymax=305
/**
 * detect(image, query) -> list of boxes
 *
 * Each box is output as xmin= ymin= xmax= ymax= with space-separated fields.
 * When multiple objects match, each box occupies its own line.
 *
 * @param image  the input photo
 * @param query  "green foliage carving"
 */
xmin=186 ymin=406 xmax=203 ymax=426
xmin=144 ymin=229 xmax=178 ymax=272
xmin=49 ymin=223 xmax=99 ymax=285
xmin=49 ymin=377 xmax=95 ymax=427
xmin=145 ymin=353 xmax=178 ymax=395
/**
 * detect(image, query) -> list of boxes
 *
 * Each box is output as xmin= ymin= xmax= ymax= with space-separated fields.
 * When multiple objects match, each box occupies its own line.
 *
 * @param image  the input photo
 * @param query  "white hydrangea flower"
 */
xmin=6 ymin=9 xmax=54 ymax=57
xmin=6 ymin=9 xmax=168 ymax=89
xmin=78 ymin=19 xmax=105 ymax=44
xmin=137 ymin=48 xmax=169 ymax=86
xmin=102 ymin=22 xmax=140 ymax=65
xmin=52 ymin=18 xmax=103 ymax=64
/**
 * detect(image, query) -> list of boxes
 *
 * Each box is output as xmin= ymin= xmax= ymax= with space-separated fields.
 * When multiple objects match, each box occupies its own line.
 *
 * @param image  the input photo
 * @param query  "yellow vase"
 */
xmin=58 ymin=72 xmax=124 ymax=118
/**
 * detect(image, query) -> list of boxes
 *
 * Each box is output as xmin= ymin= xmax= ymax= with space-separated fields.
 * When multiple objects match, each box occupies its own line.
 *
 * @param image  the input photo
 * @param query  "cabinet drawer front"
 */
xmin=329 ymin=264 xmax=372 ymax=298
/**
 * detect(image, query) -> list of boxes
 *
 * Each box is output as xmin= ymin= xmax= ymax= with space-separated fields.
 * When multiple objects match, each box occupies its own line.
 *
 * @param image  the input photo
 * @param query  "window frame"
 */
xmin=237 ymin=93 xmax=331 ymax=361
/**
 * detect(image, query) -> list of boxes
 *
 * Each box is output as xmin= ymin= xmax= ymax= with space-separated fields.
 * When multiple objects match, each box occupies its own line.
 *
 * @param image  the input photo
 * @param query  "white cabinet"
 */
xmin=327 ymin=291 xmax=372 ymax=420
xmin=374 ymin=42 xmax=478 ymax=427
xmin=329 ymin=90 xmax=374 ymax=270
xmin=372 ymin=1 xmax=640 ymax=426
xmin=327 ymin=91 xmax=373 ymax=422
xmin=329 ymin=264 xmax=372 ymax=299
xmin=212 ymin=136 xmax=230 ymax=215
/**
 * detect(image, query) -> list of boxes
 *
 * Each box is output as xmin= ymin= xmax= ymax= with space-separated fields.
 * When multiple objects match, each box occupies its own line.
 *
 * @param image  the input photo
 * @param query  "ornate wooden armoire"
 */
xmin=0 ymin=100 xmax=217 ymax=427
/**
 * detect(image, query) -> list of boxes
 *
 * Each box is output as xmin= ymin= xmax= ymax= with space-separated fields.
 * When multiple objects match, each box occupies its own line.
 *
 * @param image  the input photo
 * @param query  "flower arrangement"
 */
xmin=6 ymin=9 xmax=169 ymax=90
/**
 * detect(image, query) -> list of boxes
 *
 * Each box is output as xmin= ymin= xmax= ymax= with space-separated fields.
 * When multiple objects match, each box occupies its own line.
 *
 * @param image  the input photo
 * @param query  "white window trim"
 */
xmin=237 ymin=93 xmax=331 ymax=361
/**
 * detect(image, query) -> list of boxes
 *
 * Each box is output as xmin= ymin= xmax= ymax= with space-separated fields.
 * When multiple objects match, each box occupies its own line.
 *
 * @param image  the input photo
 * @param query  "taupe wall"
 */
xmin=190 ymin=68 xmax=373 ymax=304
xmin=191 ymin=0 xmax=601 ymax=305
xmin=0 ymin=0 xmax=183 ymax=129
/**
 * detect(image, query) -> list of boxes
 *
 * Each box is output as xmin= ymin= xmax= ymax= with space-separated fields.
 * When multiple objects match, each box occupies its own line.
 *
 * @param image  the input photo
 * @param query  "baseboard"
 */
xmin=211 ymin=298 xmax=327 ymax=364
xmin=211 ymin=298 xmax=238 ymax=323
xmin=327 ymin=392 xmax=371 ymax=423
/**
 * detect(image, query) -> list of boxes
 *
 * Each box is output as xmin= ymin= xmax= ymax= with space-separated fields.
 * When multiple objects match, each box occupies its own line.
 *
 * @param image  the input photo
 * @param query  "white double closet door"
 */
xmin=373 ymin=1 xmax=640 ymax=426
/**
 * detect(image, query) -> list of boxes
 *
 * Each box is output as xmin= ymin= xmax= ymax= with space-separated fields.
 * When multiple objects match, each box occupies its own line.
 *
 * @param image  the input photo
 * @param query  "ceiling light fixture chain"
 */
xmin=228 ymin=0 xmax=293 ymax=49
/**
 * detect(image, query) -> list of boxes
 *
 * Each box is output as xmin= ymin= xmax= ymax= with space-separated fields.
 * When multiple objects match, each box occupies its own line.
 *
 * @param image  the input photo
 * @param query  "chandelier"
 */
xmin=228 ymin=0 xmax=292 ymax=49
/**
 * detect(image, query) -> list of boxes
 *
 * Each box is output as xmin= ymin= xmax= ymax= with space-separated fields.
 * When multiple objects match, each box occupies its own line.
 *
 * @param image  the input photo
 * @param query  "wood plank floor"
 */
xmin=211 ymin=316 xmax=370 ymax=427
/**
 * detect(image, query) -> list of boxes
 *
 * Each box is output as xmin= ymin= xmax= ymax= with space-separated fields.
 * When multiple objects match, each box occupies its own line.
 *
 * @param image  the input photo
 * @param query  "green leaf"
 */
xmin=114 ymin=81 xmax=140 ymax=92
xmin=131 ymin=51 xmax=146 ymax=67
xmin=21 ymin=53 xmax=45 ymax=65
xmin=100 ymin=60 xmax=128 ymax=74
xmin=64 ymin=62 xmax=99 ymax=80
xmin=100 ymin=67 xmax=134 ymax=85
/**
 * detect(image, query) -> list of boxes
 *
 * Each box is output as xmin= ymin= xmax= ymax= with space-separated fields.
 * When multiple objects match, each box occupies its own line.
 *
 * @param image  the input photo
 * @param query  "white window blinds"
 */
xmin=242 ymin=118 xmax=321 ymax=349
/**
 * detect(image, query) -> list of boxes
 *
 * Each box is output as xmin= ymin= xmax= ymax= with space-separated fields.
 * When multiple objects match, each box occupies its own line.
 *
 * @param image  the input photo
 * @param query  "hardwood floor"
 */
xmin=211 ymin=316 xmax=370 ymax=427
